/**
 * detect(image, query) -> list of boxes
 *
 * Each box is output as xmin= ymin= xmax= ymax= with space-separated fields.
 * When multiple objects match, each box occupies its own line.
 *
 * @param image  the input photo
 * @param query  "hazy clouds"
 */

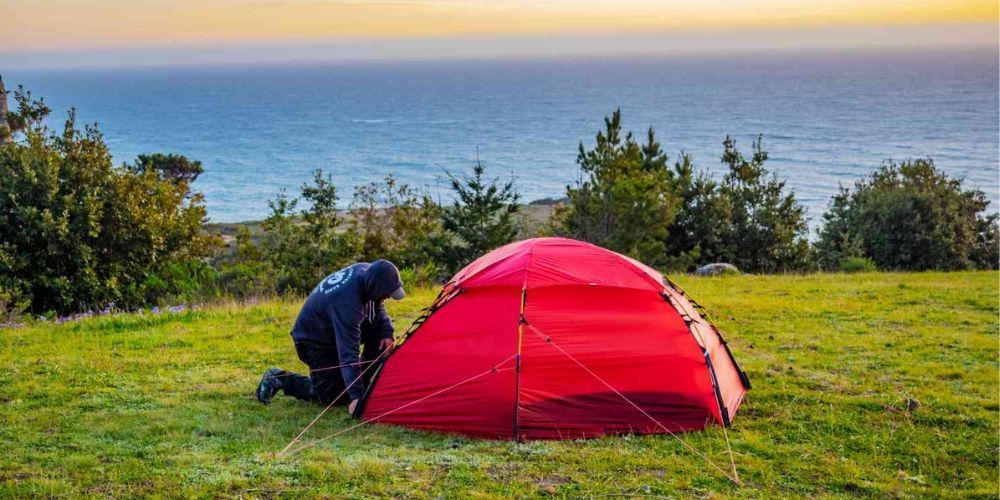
xmin=3 ymin=23 xmax=997 ymax=70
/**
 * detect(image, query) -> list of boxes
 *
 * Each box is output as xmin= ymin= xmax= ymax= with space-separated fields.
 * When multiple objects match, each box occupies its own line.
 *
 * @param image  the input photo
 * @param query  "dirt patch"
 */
xmin=486 ymin=463 xmax=519 ymax=484
xmin=536 ymin=474 xmax=571 ymax=487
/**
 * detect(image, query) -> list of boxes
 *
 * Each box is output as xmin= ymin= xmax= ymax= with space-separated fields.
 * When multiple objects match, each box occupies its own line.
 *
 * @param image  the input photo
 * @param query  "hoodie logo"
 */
xmin=315 ymin=268 xmax=354 ymax=294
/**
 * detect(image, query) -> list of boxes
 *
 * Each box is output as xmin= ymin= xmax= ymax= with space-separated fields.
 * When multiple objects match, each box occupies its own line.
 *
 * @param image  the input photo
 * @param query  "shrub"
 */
xmin=221 ymin=173 xmax=445 ymax=295
xmin=142 ymin=260 xmax=217 ymax=304
xmin=0 ymin=87 xmax=219 ymax=314
xmin=839 ymin=257 xmax=877 ymax=273
xmin=216 ymin=260 xmax=280 ymax=300
xmin=972 ymin=215 xmax=1000 ymax=270
xmin=0 ymin=284 xmax=29 ymax=325
xmin=399 ymin=262 xmax=442 ymax=289
xmin=350 ymin=174 xmax=443 ymax=269
xmin=816 ymin=159 xmax=998 ymax=271
xmin=131 ymin=153 xmax=203 ymax=184
xmin=224 ymin=170 xmax=355 ymax=294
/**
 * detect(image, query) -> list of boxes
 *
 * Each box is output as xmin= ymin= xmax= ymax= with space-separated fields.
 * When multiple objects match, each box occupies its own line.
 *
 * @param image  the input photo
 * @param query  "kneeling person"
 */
xmin=256 ymin=259 xmax=405 ymax=415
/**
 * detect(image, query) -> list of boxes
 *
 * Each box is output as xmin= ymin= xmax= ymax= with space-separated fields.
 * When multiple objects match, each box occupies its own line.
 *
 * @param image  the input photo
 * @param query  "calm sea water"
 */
xmin=7 ymin=47 xmax=998 ymax=224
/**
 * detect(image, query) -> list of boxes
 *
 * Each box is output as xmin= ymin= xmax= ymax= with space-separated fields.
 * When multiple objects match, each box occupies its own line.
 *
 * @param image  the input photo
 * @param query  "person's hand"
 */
xmin=379 ymin=338 xmax=394 ymax=351
xmin=348 ymin=399 xmax=358 ymax=415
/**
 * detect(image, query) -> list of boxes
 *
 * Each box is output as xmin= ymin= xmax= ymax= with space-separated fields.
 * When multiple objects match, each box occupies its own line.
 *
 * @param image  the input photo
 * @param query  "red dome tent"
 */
xmin=358 ymin=237 xmax=749 ymax=440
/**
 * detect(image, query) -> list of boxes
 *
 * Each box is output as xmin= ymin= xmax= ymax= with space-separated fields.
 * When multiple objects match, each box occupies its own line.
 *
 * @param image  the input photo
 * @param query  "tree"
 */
xmin=0 ymin=76 xmax=12 ymax=144
xmin=715 ymin=136 xmax=811 ymax=273
xmin=441 ymin=160 xmax=520 ymax=272
xmin=554 ymin=109 xmax=678 ymax=265
xmin=131 ymin=153 xmax=204 ymax=186
xmin=660 ymin=136 xmax=810 ymax=273
xmin=662 ymin=153 xmax=731 ymax=270
xmin=816 ymin=159 xmax=998 ymax=271
xmin=296 ymin=170 xmax=357 ymax=287
xmin=3 ymin=86 xmax=49 ymax=141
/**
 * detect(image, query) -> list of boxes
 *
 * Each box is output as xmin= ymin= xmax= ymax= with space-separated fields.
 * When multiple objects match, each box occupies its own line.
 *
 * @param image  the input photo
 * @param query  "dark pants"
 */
xmin=279 ymin=333 xmax=384 ymax=405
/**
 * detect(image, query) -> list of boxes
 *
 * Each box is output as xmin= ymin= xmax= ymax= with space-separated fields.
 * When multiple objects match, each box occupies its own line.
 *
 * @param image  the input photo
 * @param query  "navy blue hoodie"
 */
xmin=291 ymin=260 xmax=402 ymax=400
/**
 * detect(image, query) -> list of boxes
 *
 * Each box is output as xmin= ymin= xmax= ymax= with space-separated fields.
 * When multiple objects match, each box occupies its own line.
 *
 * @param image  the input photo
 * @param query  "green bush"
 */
xmin=661 ymin=153 xmax=724 ymax=271
xmin=715 ymin=136 xmax=811 ymax=273
xmin=0 ymin=284 xmax=29 ymax=325
xmin=0 ymin=87 xmax=219 ymax=314
xmin=142 ymin=260 xmax=221 ymax=305
xmin=216 ymin=260 xmax=280 ymax=300
xmin=553 ymin=112 xmax=810 ymax=273
xmin=816 ymin=159 xmax=998 ymax=271
xmin=839 ymin=257 xmax=878 ymax=273
xmin=349 ymin=174 xmax=444 ymax=269
xmin=221 ymin=170 xmax=355 ymax=295
xmin=222 ymin=172 xmax=446 ymax=295
xmin=399 ymin=262 xmax=442 ymax=288
xmin=720 ymin=266 xmax=741 ymax=276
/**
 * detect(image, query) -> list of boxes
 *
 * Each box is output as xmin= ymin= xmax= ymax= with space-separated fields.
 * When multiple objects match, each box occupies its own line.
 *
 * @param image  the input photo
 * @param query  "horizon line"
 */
xmin=4 ymin=23 xmax=997 ymax=71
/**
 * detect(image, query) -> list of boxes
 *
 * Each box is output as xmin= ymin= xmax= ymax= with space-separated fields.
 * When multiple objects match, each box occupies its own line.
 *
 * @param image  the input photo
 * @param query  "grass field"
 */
xmin=1 ymin=272 xmax=997 ymax=497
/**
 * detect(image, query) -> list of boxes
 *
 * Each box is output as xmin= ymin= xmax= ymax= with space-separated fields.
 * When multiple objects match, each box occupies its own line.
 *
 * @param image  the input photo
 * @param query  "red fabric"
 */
xmin=361 ymin=237 xmax=748 ymax=440
xmin=451 ymin=238 xmax=664 ymax=291
xmin=361 ymin=287 xmax=519 ymax=439
xmin=663 ymin=287 xmax=747 ymax=418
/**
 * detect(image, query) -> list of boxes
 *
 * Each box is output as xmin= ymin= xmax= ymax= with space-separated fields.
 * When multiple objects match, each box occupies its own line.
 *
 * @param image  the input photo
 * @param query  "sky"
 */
xmin=3 ymin=0 xmax=998 ymax=68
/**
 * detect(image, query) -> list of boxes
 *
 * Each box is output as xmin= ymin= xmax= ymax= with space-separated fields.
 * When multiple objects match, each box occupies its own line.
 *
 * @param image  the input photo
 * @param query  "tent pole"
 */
xmin=512 ymin=287 xmax=527 ymax=442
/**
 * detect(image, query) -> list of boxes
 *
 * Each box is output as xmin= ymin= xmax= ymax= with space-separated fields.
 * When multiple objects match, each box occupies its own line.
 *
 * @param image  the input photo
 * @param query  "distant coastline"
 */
xmin=206 ymin=197 xmax=562 ymax=244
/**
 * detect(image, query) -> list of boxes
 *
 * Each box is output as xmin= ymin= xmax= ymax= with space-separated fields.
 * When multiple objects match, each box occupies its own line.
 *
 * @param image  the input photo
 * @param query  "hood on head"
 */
xmin=363 ymin=259 xmax=404 ymax=301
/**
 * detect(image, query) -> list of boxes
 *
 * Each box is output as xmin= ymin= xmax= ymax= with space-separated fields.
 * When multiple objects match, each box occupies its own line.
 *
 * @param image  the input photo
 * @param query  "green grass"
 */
xmin=1 ymin=272 xmax=997 ymax=497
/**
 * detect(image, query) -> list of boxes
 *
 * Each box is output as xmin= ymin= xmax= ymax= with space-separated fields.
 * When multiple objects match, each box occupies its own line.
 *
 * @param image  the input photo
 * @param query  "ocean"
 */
xmin=6 ymin=47 xmax=998 ymax=225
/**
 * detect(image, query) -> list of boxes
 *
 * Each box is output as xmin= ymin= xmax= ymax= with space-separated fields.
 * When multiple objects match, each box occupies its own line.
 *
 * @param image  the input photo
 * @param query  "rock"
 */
xmin=694 ymin=263 xmax=740 ymax=276
xmin=905 ymin=398 xmax=921 ymax=411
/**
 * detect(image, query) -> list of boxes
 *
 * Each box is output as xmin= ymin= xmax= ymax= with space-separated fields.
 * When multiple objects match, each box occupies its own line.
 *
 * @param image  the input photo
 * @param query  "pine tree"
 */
xmin=663 ymin=153 xmax=731 ymax=270
xmin=441 ymin=160 xmax=520 ymax=271
xmin=717 ymin=136 xmax=811 ymax=272
xmin=555 ymin=109 xmax=678 ymax=265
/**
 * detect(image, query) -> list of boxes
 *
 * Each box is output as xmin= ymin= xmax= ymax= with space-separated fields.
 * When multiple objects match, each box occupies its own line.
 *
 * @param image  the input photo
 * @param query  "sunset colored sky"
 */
xmin=3 ymin=0 xmax=997 ymax=68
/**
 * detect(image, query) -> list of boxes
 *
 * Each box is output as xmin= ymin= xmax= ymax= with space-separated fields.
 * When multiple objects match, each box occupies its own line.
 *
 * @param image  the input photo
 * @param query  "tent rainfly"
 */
xmin=358 ymin=237 xmax=750 ymax=440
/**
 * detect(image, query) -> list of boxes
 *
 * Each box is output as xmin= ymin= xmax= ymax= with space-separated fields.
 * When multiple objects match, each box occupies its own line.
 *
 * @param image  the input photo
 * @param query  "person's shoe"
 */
xmin=256 ymin=368 xmax=284 ymax=404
